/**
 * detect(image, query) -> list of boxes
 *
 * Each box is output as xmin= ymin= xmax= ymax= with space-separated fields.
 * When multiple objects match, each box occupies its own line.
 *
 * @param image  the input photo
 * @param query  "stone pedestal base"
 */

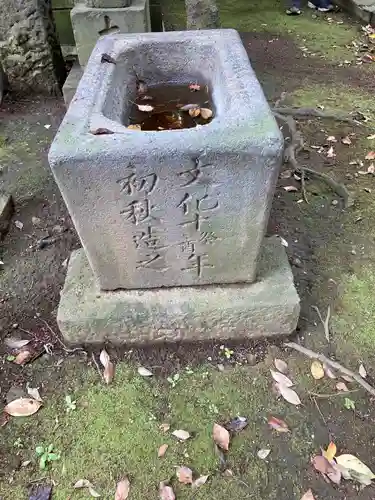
xmin=62 ymin=61 xmax=83 ymax=108
xmin=71 ymin=0 xmax=151 ymax=67
xmin=57 ymin=237 xmax=300 ymax=345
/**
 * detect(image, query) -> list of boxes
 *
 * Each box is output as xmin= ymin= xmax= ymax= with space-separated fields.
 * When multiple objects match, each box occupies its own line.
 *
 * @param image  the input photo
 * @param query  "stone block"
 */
xmin=86 ymin=0 xmax=132 ymax=8
xmin=57 ymin=237 xmax=300 ymax=344
xmin=62 ymin=61 xmax=83 ymax=107
xmin=49 ymin=30 xmax=283 ymax=291
xmin=0 ymin=193 xmax=14 ymax=237
xmin=70 ymin=0 xmax=151 ymax=67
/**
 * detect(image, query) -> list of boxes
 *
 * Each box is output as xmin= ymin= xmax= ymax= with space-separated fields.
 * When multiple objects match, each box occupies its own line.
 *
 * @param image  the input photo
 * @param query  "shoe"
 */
xmin=307 ymin=1 xmax=334 ymax=11
xmin=286 ymin=6 xmax=302 ymax=15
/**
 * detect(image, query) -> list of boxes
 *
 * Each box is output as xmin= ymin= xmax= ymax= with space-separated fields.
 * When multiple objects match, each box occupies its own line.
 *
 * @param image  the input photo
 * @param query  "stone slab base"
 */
xmin=58 ymin=236 xmax=300 ymax=344
xmin=62 ymin=61 xmax=83 ymax=108
xmin=0 ymin=193 xmax=13 ymax=238
xmin=334 ymin=0 xmax=374 ymax=24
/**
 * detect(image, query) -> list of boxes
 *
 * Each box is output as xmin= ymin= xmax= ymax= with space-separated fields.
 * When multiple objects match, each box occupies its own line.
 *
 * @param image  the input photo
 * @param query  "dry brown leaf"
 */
xmin=283 ymin=185 xmax=298 ymax=192
xmin=270 ymin=370 xmax=293 ymax=387
xmin=276 ymin=383 xmax=301 ymax=405
xmin=323 ymin=442 xmax=337 ymax=462
xmin=138 ymin=367 xmax=153 ymax=377
xmin=280 ymin=169 xmax=292 ymax=179
xmin=0 ymin=411 xmax=10 ymax=427
xmin=172 ymin=429 xmax=190 ymax=441
xmin=159 ymin=482 xmax=175 ymax=500
xmin=268 ymin=416 xmax=290 ymax=433
xmin=189 ymin=107 xmax=201 ymax=118
xmin=311 ymin=360 xmax=325 ymax=380
xmin=312 ymin=455 xmax=341 ymax=485
xmin=127 ymin=124 xmax=141 ymax=130
xmin=300 ymin=489 xmax=315 ymax=500
xmin=115 ymin=476 xmax=130 ymax=500
xmin=200 ymin=108 xmax=213 ymax=120
xmin=100 ymin=349 xmax=114 ymax=384
xmin=257 ymin=448 xmax=271 ymax=459
xmin=4 ymin=397 xmax=42 ymax=417
xmin=158 ymin=444 xmax=168 ymax=458
xmin=137 ymin=104 xmax=154 ymax=112
xmin=365 ymin=151 xmax=375 ymax=160
xmin=27 ymin=387 xmax=43 ymax=402
xmin=192 ymin=475 xmax=209 ymax=488
xmin=74 ymin=479 xmax=94 ymax=489
xmin=176 ymin=466 xmax=193 ymax=484
xmin=359 ymin=363 xmax=367 ymax=378
xmin=274 ymin=358 xmax=288 ymax=373
xmin=336 ymin=381 xmax=349 ymax=392
xmin=213 ymin=423 xmax=230 ymax=451
xmin=327 ymin=146 xmax=336 ymax=158
xmin=4 ymin=337 xmax=30 ymax=349
xmin=14 ymin=350 xmax=33 ymax=365
xmin=336 ymin=454 xmax=375 ymax=483
xmin=159 ymin=423 xmax=170 ymax=433
xmin=323 ymin=364 xmax=336 ymax=379
xmin=341 ymin=136 xmax=352 ymax=145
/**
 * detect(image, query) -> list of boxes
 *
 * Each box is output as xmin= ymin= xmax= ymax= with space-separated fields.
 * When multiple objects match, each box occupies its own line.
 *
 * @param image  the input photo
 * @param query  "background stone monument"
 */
xmin=49 ymin=29 xmax=300 ymax=344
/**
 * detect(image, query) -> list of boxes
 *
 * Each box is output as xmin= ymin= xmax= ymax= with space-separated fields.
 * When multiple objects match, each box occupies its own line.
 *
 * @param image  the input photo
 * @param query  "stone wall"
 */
xmin=0 ymin=0 xmax=66 ymax=94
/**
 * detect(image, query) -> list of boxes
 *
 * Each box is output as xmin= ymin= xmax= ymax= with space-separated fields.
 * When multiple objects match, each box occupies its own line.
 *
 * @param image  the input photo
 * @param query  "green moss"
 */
xmin=162 ymin=0 xmax=359 ymax=61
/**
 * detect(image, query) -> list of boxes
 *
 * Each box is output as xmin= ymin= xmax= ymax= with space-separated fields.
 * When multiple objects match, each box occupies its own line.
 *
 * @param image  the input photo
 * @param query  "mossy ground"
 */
xmin=1 ymin=0 xmax=375 ymax=498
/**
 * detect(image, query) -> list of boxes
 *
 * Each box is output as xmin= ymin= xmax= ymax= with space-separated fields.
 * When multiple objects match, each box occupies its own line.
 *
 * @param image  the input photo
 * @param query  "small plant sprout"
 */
xmin=13 ymin=437 xmax=24 ymax=449
xmin=219 ymin=345 xmax=234 ymax=360
xmin=65 ymin=395 xmax=77 ymax=412
xmin=35 ymin=444 xmax=60 ymax=469
xmin=167 ymin=373 xmax=180 ymax=388
xmin=344 ymin=397 xmax=355 ymax=410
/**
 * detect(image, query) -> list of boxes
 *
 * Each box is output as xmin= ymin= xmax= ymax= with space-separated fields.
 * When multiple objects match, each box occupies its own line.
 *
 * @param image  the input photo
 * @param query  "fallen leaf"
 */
xmin=4 ymin=397 xmax=42 ymax=417
xmin=323 ymin=442 xmax=337 ymax=461
xmin=189 ymin=107 xmax=201 ymax=118
xmin=99 ymin=349 xmax=114 ymax=384
xmin=257 ymin=448 xmax=271 ymax=460
xmin=22 ymin=460 xmax=31 ymax=467
xmin=368 ymin=164 xmax=375 ymax=174
xmin=280 ymin=169 xmax=292 ymax=179
xmin=300 ymin=489 xmax=315 ymax=500
xmin=192 ymin=475 xmax=209 ymax=488
xmin=176 ymin=466 xmax=193 ymax=484
xmin=159 ymin=482 xmax=175 ymax=500
xmin=159 ymin=423 xmax=170 ymax=433
xmin=88 ymin=488 xmax=100 ymax=498
xmin=311 ymin=360 xmax=325 ymax=380
xmin=138 ymin=366 xmax=153 ymax=377
xmin=341 ymin=136 xmax=352 ymax=145
xmin=4 ymin=337 xmax=30 ymax=349
xmin=172 ymin=429 xmax=190 ymax=441
xmin=158 ymin=444 xmax=168 ymax=457
xmin=342 ymin=375 xmax=354 ymax=383
xmin=336 ymin=381 xmax=349 ymax=392
xmin=280 ymin=237 xmax=289 ymax=247
xmin=137 ymin=104 xmax=154 ymax=112
xmin=74 ymin=479 xmax=94 ymax=489
xmin=367 ymin=134 xmax=375 ymax=140
xmin=180 ymin=103 xmax=199 ymax=111
xmin=189 ymin=83 xmax=201 ymax=91
xmin=276 ymin=383 xmax=301 ymax=405
xmin=268 ymin=416 xmax=290 ymax=433
xmin=14 ymin=349 xmax=33 ymax=365
xmin=101 ymin=53 xmax=116 ymax=64
xmin=29 ymin=485 xmax=53 ymax=500
xmin=365 ymin=151 xmax=375 ymax=160
xmin=127 ymin=124 xmax=141 ymax=130
xmin=327 ymin=146 xmax=336 ymax=158
xmin=213 ymin=423 xmax=230 ymax=451
xmin=283 ymin=185 xmax=298 ymax=192
xmin=90 ymin=128 xmax=114 ymax=135
xmin=359 ymin=363 xmax=367 ymax=378
xmin=200 ymin=108 xmax=213 ymax=120
xmin=15 ymin=220 xmax=24 ymax=230
xmin=274 ymin=358 xmax=288 ymax=373
xmin=327 ymin=136 xmax=337 ymax=142
xmin=323 ymin=364 xmax=336 ymax=379
xmin=336 ymin=454 xmax=375 ymax=482
xmin=270 ymin=370 xmax=293 ymax=387
xmin=223 ymin=469 xmax=233 ymax=477
xmin=312 ymin=455 xmax=341 ymax=484
xmin=226 ymin=416 xmax=248 ymax=433
xmin=115 ymin=476 xmax=130 ymax=500
xmin=0 ymin=411 xmax=10 ymax=427
xmin=27 ymin=387 xmax=43 ymax=402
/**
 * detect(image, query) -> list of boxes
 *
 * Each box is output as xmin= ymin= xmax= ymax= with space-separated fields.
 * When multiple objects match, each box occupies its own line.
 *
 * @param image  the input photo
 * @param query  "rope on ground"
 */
xmin=284 ymin=341 xmax=375 ymax=397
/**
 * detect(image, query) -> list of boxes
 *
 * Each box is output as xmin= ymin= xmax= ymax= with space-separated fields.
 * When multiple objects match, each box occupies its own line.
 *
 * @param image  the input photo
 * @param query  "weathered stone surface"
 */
xmin=49 ymin=30 xmax=283 ymax=291
xmin=86 ymin=0 xmax=132 ymax=8
xmin=0 ymin=62 xmax=8 ymax=105
xmin=0 ymin=194 xmax=14 ymax=237
xmin=0 ymin=0 xmax=66 ymax=94
xmin=62 ymin=60 xmax=83 ymax=107
xmin=185 ymin=0 xmax=220 ymax=29
xmin=70 ymin=0 xmax=151 ymax=67
xmin=58 ymin=237 xmax=300 ymax=344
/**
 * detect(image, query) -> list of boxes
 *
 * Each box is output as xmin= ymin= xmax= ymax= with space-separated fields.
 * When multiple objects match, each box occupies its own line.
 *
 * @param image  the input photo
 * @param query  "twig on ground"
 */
xmin=312 ymin=305 xmax=331 ymax=343
xmin=272 ymin=106 xmax=363 ymax=126
xmin=285 ymin=342 xmax=375 ymax=397
xmin=91 ymin=352 xmax=105 ymax=381
xmin=309 ymin=389 xmax=359 ymax=399
xmin=310 ymin=394 xmax=327 ymax=425
xmin=301 ymin=169 xmax=309 ymax=204
xmin=39 ymin=318 xmax=85 ymax=354
xmin=273 ymin=111 xmax=354 ymax=208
